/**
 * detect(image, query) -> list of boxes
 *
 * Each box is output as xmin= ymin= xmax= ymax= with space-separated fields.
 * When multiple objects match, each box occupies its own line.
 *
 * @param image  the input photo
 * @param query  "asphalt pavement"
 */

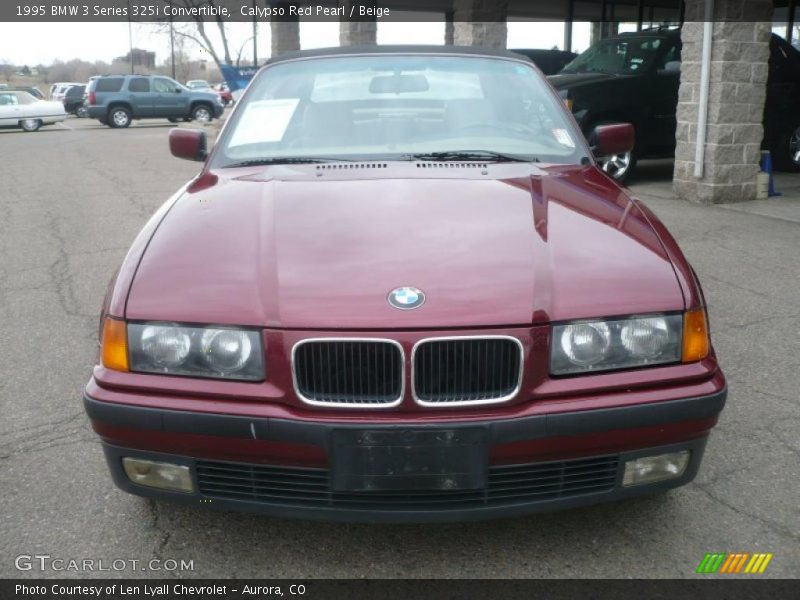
xmin=0 ymin=117 xmax=797 ymax=579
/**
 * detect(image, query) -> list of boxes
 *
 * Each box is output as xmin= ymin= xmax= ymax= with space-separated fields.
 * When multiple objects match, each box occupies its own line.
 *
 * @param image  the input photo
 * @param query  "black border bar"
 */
xmin=3 ymin=578 xmax=796 ymax=599
xmin=0 ymin=0 xmax=780 ymax=23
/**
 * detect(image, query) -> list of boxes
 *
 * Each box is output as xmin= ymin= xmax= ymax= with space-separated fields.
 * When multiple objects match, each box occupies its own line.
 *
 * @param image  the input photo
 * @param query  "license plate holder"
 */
xmin=329 ymin=427 xmax=488 ymax=492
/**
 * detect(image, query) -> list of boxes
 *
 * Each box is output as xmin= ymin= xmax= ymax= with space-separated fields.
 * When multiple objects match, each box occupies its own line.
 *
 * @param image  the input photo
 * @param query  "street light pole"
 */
xmin=170 ymin=16 xmax=176 ymax=79
xmin=252 ymin=0 xmax=258 ymax=65
xmin=126 ymin=0 xmax=134 ymax=74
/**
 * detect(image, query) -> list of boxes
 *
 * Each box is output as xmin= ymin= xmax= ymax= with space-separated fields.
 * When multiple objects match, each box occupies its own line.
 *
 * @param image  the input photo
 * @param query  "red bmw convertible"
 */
xmin=84 ymin=46 xmax=726 ymax=522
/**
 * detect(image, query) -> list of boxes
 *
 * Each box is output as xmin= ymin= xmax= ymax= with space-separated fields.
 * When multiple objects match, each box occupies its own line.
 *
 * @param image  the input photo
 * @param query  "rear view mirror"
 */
xmin=169 ymin=128 xmax=207 ymax=162
xmin=590 ymin=123 xmax=635 ymax=157
xmin=369 ymin=74 xmax=429 ymax=94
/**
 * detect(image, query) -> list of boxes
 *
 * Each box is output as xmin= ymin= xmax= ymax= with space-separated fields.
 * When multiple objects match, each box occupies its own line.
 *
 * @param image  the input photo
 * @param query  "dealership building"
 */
xmin=268 ymin=0 xmax=797 ymax=204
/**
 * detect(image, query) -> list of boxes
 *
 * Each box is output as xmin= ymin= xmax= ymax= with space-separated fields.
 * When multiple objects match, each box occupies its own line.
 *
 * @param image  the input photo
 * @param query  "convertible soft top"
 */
xmin=264 ymin=44 xmax=532 ymax=65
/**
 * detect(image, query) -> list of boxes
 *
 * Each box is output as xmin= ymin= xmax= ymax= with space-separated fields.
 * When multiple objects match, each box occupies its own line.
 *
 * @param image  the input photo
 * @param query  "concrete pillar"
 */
xmin=339 ymin=1 xmax=377 ymax=45
xmin=452 ymin=0 xmax=508 ymax=48
xmin=673 ymin=0 xmax=773 ymax=203
xmin=590 ymin=21 xmax=618 ymax=45
xmin=445 ymin=10 xmax=454 ymax=46
xmin=270 ymin=2 xmax=300 ymax=57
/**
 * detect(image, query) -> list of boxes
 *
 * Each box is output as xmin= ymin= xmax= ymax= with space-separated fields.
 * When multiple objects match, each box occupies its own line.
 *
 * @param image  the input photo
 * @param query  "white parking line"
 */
xmin=57 ymin=121 xmax=73 ymax=130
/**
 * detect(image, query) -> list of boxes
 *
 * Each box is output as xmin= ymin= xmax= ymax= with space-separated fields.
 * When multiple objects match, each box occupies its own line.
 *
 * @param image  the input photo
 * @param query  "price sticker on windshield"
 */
xmin=228 ymin=98 xmax=300 ymax=147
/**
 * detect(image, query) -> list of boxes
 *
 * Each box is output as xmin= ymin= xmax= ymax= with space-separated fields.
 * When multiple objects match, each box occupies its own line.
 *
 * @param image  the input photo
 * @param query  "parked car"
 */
xmin=551 ymin=28 xmax=800 ymax=181
xmin=85 ymin=74 xmax=223 ymax=128
xmin=62 ymin=84 xmax=87 ymax=117
xmin=510 ymin=48 xmax=578 ymax=75
xmin=0 ymin=90 xmax=67 ymax=131
xmin=84 ymin=45 xmax=725 ymax=522
xmin=762 ymin=33 xmax=800 ymax=171
xmin=214 ymin=82 xmax=233 ymax=106
xmin=186 ymin=79 xmax=212 ymax=90
xmin=50 ymin=81 xmax=82 ymax=102
xmin=3 ymin=86 xmax=44 ymax=100
xmin=549 ymin=28 xmax=683 ymax=182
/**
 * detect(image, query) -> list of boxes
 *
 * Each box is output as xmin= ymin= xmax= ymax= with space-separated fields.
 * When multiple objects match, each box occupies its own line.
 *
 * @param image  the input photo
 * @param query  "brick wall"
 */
xmin=673 ymin=0 xmax=773 ymax=203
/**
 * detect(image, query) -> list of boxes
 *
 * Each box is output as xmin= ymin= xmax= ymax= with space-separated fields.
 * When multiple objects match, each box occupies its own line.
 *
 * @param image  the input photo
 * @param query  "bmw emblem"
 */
xmin=388 ymin=287 xmax=425 ymax=310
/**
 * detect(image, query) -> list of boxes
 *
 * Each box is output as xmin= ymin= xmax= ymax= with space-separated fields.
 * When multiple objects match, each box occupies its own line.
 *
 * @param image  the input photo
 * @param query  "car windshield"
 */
xmin=561 ymin=37 xmax=667 ymax=75
xmin=212 ymin=54 xmax=587 ymax=167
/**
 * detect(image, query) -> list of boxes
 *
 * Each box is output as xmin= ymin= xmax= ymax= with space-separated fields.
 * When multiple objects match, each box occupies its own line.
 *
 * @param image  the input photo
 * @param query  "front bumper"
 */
xmin=86 ymin=389 xmax=725 ymax=522
xmin=86 ymin=106 xmax=106 ymax=119
xmin=102 ymin=438 xmax=708 ymax=523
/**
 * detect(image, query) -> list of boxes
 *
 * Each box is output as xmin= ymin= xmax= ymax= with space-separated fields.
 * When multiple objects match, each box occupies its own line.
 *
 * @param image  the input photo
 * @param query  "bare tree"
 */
xmin=0 ymin=59 xmax=15 ymax=83
xmin=157 ymin=0 xmax=233 ymax=73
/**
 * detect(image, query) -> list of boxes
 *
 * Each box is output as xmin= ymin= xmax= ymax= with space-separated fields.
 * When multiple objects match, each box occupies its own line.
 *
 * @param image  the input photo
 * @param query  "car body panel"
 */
xmin=125 ymin=163 xmax=683 ymax=329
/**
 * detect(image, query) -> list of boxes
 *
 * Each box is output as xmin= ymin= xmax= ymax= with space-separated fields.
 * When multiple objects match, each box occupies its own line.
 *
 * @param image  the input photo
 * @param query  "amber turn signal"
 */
xmin=682 ymin=308 xmax=709 ymax=363
xmin=101 ymin=317 xmax=129 ymax=372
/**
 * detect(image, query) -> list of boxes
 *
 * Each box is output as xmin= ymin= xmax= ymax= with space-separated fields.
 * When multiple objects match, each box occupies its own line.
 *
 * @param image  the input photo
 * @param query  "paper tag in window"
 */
xmin=552 ymin=128 xmax=575 ymax=148
xmin=228 ymin=98 xmax=299 ymax=146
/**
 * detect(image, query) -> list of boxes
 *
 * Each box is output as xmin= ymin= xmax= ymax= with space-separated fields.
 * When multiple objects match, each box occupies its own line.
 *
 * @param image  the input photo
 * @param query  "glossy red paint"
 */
xmin=124 ymin=163 xmax=684 ymax=329
xmin=592 ymin=123 xmax=636 ymax=157
xmin=168 ymin=128 xmax=207 ymax=162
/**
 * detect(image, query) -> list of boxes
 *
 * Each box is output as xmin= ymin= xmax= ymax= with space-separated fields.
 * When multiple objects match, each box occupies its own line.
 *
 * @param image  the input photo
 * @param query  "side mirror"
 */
xmin=658 ymin=61 xmax=681 ymax=75
xmin=169 ymin=128 xmax=207 ymax=162
xmin=174 ymin=87 xmax=182 ymax=93
xmin=590 ymin=123 xmax=635 ymax=158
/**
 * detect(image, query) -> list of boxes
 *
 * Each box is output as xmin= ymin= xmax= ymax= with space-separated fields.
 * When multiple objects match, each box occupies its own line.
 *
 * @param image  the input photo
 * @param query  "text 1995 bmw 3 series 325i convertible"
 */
xmin=84 ymin=46 xmax=726 ymax=523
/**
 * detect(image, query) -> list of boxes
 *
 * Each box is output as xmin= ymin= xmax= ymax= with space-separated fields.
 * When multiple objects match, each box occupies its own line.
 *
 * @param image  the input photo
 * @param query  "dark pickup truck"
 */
xmin=549 ymin=28 xmax=800 ymax=182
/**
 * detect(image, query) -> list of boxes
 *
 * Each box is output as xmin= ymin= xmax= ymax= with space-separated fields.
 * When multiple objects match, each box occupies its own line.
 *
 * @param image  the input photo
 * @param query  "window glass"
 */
xmin=562 ymin=36 xmax=672 ymax=75
xmin=214 ymin=55 xmax=586 ymax=167
xmin=15 ymin=91 xmax=35 ymax=104
xmin=0 ymin=92 xmax=18 ymax=106
xmin=154 ymin=78 xmax=178 ymax=93
xmin=95 ymin=78 xmax=124 ymax=92
xmin=128 ymin=78 xmax=150 ymax=93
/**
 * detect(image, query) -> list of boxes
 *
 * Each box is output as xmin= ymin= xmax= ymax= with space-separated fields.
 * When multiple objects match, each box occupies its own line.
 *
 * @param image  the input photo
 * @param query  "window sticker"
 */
xmin=552 ymin=128 xmax=575 ymax=148
xmin=228 ymin=98 xmax=300 ymax=147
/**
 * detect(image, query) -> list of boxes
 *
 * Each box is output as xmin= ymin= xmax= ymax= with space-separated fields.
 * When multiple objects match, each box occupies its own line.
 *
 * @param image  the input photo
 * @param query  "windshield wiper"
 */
xmin=403 ymin=150 xmax=538 ymax=163
xmin=223 ymin=157 xmax=354 ymax=168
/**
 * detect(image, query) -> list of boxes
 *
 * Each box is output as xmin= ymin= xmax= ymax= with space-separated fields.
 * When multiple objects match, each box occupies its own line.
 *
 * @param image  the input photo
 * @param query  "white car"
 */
xmin=0 ymin=90 xmax=68 ymax=132
xmin=50 ymin=81 xmax=82 ymax=101
xmin=186 ymin=79 xmax=212 ymax=90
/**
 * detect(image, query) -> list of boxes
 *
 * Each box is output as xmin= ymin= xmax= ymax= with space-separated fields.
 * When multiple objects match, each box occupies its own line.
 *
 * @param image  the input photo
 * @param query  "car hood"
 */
xmin=125 ymin=164 xmax=684 ymax=329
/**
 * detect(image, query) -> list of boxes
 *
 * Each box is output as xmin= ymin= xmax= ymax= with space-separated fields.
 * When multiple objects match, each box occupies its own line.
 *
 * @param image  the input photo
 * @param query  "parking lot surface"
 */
xmin=1 ymin=118 xmax=798 ymax=578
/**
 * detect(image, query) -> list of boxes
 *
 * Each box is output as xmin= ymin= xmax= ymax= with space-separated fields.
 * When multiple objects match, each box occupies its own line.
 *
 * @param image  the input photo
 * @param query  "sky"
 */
xmin=0 ymin=18 xmax=593 ymax=67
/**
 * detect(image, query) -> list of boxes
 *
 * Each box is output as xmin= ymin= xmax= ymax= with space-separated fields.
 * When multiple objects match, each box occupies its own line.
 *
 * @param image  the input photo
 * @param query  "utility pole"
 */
xmin=170 ymin=15 xmax=176 ymax=79
xmin=126 ymin=0 xmax=134 ymax=74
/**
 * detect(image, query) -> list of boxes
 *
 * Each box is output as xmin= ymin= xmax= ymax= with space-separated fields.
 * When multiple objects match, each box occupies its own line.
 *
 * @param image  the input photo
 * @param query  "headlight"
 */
xmin=128 ymin=322 xmax=264 ymax=381
xmin=551 ymin=314 xmax=682 ymax=375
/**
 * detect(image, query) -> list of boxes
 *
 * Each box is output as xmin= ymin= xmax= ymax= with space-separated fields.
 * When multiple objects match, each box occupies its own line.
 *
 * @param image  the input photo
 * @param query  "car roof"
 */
xmin=616 ymin=27 xmax=681 ymax=39
xmin=265 ymin=44 xmax=531 ymax=66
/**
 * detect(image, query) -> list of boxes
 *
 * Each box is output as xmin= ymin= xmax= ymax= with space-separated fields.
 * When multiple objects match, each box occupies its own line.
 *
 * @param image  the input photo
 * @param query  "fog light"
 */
xmin=122 ymin=458 xmax=194 ymax=493
xmin=622 ymin=451 xmax=690 ymax=487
